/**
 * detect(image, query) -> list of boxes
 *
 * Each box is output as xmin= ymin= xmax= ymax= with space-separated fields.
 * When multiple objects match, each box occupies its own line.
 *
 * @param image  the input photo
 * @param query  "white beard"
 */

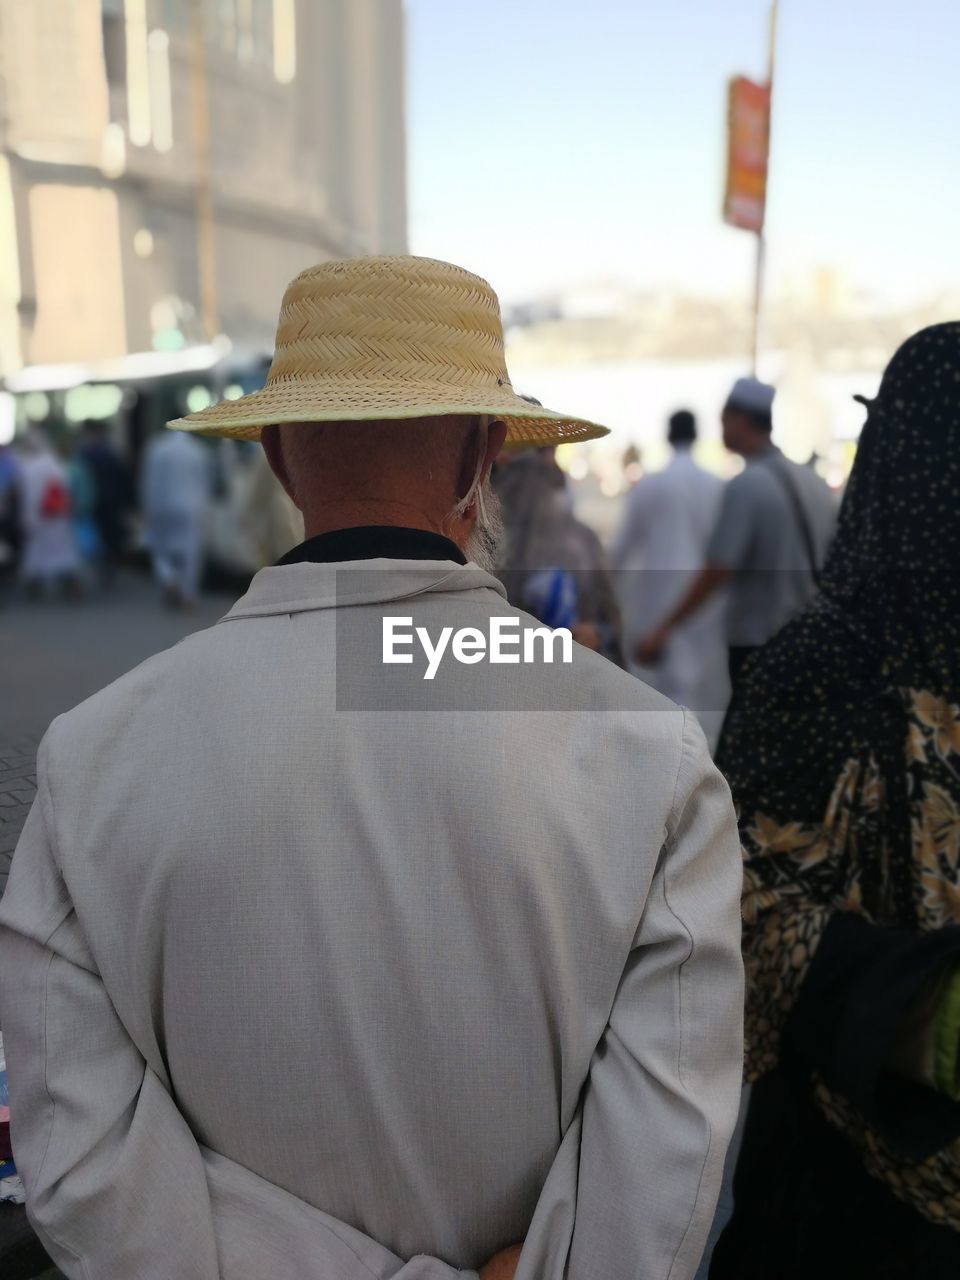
xmin=462 ymin=479 xmax=505 ymax=574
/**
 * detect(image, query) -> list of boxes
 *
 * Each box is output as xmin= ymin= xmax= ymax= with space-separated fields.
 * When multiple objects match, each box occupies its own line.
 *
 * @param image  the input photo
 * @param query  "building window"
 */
xmin=148 ymin=29 xmax=174 ymax=151
xmin=102 ymin=0 xmax=127 ymax=85
xmin=155 ymin=0 xmax=184 ymax=31
xmin=237 ymin=0 xmax=275 ymax=68
xmin=252 ymin=0 xmax=274 ymax=68
xmin=125 ymin=0 xmax=153 ymax=146
xmin=217 ymin=0 xmax=238 ymax=55
xmin=202 ymin=0 xmax=279 ymax=71
xmin=273 ymin=0 xmax=296 ymax=83
xmin=235 ymin=0 xmax=252 ymax=61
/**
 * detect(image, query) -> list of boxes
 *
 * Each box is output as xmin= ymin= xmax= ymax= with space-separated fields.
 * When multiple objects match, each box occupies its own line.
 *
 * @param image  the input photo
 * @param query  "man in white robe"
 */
xmin=610 ymin=411 xmax=726 ymax=734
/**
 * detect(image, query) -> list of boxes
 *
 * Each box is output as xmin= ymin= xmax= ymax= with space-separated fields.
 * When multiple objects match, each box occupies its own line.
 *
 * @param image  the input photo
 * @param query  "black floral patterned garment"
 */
xmin=716 ymin=322 xmax=960 ymax=1237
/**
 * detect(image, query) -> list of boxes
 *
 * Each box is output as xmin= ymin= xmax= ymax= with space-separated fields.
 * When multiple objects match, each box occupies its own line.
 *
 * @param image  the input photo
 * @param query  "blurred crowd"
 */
xmin=0 ymin=365 xmax=868 ymax=746
xmin=0 ymin=421 xmax=301 ymax=609
xmin=0 ymin=421 xmax=131 ymax=600
xmin=2 ymin=280 xmax=959 ymax=1278
xmin=494 ymin=322 xmax=960 ymax=1275
xmin=491 ymin=374 xmax=838 ymax=741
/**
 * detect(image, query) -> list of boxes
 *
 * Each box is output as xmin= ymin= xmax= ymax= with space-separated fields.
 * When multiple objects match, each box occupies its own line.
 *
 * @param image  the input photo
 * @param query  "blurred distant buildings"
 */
xmin=505 ymin=271 xmax=960 ymax=372
xmin=0 ymin=0 xmax=407 ymax=373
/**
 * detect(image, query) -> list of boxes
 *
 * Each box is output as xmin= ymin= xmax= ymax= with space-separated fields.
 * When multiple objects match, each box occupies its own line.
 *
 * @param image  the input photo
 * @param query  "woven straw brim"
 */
xmin=167 ymin=379 xmax=608 ymax=448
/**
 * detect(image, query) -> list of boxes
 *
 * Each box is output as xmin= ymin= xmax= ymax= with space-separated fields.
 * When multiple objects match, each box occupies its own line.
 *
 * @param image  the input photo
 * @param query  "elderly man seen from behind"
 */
xmin=0 ymin=257 xmax=744 ymax=1280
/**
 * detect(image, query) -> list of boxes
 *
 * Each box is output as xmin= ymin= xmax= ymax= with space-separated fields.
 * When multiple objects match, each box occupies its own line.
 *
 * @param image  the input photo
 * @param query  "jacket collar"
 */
xmin=220 ymin=559 xmax=508 ymax=621
xmin=277 ymin=526 xmax=467 ymax=567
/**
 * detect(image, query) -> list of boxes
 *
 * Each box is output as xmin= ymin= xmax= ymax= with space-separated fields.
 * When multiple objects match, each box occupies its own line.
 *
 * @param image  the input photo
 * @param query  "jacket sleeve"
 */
xmin=0 ymin=738 xmax=476 ymax=1280
xmin=516 ymin=711 xmax=745 ymax=1280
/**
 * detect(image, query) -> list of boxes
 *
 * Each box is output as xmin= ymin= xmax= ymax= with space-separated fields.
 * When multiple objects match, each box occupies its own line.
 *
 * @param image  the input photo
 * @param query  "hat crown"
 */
xmin=166 ymin=254 xmax=609 ymax=448
xmin=267 ymin=256 xmax=511 ymax=392
xmin=726 ymin=376 xmax=776 ymax=415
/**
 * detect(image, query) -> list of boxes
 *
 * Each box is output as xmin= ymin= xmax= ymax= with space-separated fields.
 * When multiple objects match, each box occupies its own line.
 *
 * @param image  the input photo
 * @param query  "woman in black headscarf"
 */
xmin=711 ymin=323 xmax=960 ymax=1277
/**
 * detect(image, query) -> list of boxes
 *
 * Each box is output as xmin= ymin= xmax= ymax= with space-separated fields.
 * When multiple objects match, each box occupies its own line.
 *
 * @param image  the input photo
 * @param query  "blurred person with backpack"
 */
xmin=16 ymin=430 xmax=82 ymax=597
xmin=636 ymin=378 xmax=837 ymax=692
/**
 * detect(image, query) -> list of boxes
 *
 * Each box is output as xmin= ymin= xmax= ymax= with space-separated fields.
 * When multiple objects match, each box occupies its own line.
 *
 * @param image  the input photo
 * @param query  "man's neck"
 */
xmin=739 ymin=438 xmax=776 ymax=461
xmin=302 ymin=500 xmax=448 ymax=542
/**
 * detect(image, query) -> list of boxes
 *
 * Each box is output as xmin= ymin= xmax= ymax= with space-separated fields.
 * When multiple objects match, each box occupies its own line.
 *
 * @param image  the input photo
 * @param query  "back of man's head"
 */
xmin=261 ymin=415 xmax=506 ymax=570
xmin=721 ymin=378 xmax=775 ymax=455
xmin=268 ymin=417 xmax=472 ymax=516
xmin=667 ymin=410 xmax=696 ymax=448
xmin=724 ymin=378 xmax=774 ymax=432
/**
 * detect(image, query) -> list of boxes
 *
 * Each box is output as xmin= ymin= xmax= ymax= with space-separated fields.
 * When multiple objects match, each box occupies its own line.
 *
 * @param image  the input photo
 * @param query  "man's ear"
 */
xmin=483 ymin=419 xmax=508 ymax=476
xmin=261 ymin=425 xmax=298 ymax=506
xmin=454 ymin=419 xmax=508 ymax=508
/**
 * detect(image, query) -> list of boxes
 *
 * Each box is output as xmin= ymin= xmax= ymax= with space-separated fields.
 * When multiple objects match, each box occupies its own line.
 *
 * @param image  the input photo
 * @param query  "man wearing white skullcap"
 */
xmin=636 ymin=376 xmax=836 ymax=690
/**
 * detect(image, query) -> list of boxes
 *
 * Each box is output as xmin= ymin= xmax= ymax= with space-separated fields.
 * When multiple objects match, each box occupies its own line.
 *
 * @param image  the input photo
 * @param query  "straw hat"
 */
xmin=167 ymin=256 xmax=609 ymax=448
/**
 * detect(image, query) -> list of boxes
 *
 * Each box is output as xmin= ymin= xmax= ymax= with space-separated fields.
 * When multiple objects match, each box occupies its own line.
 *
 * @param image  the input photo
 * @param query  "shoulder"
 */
xmin=726 ymin=462 xmax=770 ymax=495
xmin=575 ymin=639 xmax=679 ymax=711
xmin=572 ymin=648 xmax=702 ymax=807
xmin=725 ymin=462 xmax=786 ymax=519
xmin=793 ymin=462 xmax=837 ymax=506
xmin=695 ymin=463 xmax=724 ymax=490
xmin=711 ymin=467 xmax=766 ymax=535
xmin=625 ymin=472 xmax=659 ymax=505
xmin=496 ymin=599 xmax=681 ymax=719
xmin=541 ymin=632 xmax=692 ymax=763
xmin=42 ymin=622 xmax=227 ymax=768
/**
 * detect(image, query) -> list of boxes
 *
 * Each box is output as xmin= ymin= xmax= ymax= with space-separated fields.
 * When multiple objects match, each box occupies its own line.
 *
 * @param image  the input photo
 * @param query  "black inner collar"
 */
xmin=276 ymin=526 xmax=467 ymax=567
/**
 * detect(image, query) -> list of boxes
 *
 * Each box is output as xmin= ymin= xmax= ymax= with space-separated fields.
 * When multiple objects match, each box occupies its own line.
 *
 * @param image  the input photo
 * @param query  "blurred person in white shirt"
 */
xmin=611 ymin=410 xmax=726 ymax=728
xmin=142 ymin=429 xmax=212 ymax=607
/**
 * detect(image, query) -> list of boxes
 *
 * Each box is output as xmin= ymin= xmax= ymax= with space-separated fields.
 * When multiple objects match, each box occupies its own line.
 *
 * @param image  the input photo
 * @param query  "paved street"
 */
xmin=0 ymin=574 xmax=234 ymax=891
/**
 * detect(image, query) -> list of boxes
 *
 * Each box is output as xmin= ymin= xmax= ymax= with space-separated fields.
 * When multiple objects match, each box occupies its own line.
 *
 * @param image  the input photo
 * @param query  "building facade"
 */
xmin=0 ymin=0 xmax=408 ymax=372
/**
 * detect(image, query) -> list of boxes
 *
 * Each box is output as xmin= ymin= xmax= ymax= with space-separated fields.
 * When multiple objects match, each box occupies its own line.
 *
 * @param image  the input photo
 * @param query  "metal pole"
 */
xmin=750 ymin=0 xmax=779 ymax=374
xmin=188 ymin=0 xmax=218 ymax=343
xmin=750 ymin=229 xmax=765 ymax=376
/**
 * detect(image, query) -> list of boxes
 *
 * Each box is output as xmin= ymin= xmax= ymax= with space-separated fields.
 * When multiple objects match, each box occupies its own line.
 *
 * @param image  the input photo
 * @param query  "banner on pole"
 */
xmin=723 ymin=75 xmax=770 ymax=234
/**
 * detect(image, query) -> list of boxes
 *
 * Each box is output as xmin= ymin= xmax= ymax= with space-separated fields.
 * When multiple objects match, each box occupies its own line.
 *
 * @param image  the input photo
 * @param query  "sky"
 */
xmin=405 ymin=0 xmax=960 ymax=306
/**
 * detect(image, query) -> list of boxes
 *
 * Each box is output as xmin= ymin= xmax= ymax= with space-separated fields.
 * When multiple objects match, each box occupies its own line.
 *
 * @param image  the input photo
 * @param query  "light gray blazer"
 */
xmin=0 ymin=560 xmax=744 ymax=1279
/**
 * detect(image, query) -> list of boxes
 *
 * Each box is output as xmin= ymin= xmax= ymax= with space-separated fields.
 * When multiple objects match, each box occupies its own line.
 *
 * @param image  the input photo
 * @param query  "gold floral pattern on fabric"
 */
xmin=915 ymin=782 xmax=960 ymax=929
xmin=815 ymin=1080 xmax=960 ymax=1230
xmin=914 ymin=691 xmax=960 ymax=762
xmin=909 ymin=692 xmax=960 ymax=931
xmin=740 ymin=688 xmax=960 ymax=1229
xmin=907 ymin=722 xmax=929 ymax=766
